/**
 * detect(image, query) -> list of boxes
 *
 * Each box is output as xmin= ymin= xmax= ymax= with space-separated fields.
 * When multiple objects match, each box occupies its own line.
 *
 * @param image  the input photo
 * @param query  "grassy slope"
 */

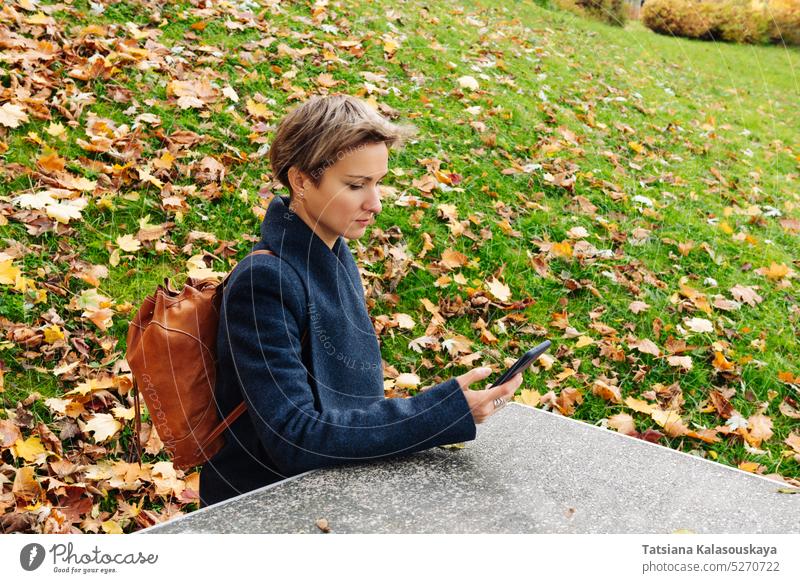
xmin=0 ymin=0 xmax=798 ymax=529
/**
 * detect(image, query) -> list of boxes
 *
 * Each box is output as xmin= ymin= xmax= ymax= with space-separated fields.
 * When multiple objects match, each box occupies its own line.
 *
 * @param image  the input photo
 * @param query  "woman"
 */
xmin=199 ymin=94 xmax=524 ymax=508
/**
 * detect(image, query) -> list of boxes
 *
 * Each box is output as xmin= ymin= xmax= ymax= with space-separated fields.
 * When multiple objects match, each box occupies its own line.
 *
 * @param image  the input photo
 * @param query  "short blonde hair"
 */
xmin=269 ymin=94 xmax=417 ymax=199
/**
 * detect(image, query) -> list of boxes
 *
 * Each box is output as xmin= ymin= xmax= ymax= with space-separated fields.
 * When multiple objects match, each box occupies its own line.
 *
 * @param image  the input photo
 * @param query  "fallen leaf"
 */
xmin=12 ymin=436 xmax=47 ymax=463
xmin=457 ymin=75 xmax=479 ymax=91
xmin=395 ymin=373 xmax=420 ymax=389
xmin=0 ymin=102 xmax=29 ymax=128
xmin=486 ymin=277 xmax=511 ymax=302
xmin=684 ymin=317 xmax=713 ymax=333
xmin=744 ymin=414 xmax=773 ymax=448
xmin=84 ymin=414 xmax=122 ymax=443
xmin=608 ymin=413 xmax=636 ymax=434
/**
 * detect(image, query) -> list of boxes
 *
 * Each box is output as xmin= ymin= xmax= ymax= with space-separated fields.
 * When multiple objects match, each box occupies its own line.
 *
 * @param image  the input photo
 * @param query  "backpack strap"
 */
xmin=200 ymin=327 xmax=309 ymax=452
xmin=200 ymin=248 xmax=311 ymax=451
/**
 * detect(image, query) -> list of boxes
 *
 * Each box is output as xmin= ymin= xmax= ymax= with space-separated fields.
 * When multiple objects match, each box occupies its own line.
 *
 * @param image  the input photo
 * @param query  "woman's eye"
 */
xmin=348 ymin=180 xmax=383 ymax=190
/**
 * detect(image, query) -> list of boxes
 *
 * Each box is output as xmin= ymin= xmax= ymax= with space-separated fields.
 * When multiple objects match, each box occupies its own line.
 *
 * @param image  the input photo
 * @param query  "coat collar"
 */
xmin=256 ymin=194 xmax=349 ymax=278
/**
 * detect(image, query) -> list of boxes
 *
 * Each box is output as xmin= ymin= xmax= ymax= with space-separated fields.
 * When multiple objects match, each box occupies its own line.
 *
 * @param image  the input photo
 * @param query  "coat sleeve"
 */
xmin=220 ymin=257 xmax=478 ymax=477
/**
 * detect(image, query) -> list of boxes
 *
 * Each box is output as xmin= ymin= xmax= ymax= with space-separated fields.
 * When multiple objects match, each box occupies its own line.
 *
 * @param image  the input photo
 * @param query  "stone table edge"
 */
xmin=135 ymin=401 xmax=798 ymax=534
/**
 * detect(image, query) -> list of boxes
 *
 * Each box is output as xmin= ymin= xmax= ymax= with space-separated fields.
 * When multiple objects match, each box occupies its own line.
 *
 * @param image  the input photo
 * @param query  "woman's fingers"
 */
xmin=457 ymin=367 xmax=525 ymax=424
xmin=487 ymin=372 xmax=523 ymax=405
xmin=455 ymin=366 xmax=493 ymax=391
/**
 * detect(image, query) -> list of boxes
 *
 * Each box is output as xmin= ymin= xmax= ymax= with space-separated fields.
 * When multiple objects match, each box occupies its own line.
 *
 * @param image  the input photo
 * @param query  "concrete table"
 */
xmin=137 ymin=403 xmax=799 ymax=534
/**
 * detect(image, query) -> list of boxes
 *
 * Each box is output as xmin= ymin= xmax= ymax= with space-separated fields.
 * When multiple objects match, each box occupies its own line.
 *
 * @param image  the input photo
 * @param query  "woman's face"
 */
xmin=288 ymin=141 xmax=388 ymax=250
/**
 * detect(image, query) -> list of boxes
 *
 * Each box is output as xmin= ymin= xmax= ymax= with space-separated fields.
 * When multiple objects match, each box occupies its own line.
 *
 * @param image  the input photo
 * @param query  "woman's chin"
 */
xmin=343 ymin=225 xmax=366 ymax=239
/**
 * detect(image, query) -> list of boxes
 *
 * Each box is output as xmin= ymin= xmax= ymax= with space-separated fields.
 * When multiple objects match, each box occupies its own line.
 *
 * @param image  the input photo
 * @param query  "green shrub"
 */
xmin=641 ymin=0 xmax=790 ymax=44
xmin=768 ymin=0 xmax=800 ymax=45
xmin=705 ymin=0 xmax=770 ymax=43
xmin=574 ymin=0 xmax=628 ymax=26
xmin=641 ymin=0 xmax=712 ymax=38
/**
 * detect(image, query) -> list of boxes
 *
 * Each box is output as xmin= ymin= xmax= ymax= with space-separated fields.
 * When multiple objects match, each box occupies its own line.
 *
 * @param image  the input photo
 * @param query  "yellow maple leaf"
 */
xmin=551 ymin=241 xmax=573 ymax=258
xmin=738 ymin=461 xmax=761 ymax=473
xmin=65 ymin=379 xmax=98 ymax=397
xmin=116 ymin=234 xmax=141 ymax=252
xmin=383 ymin=37 xmax=399 ymax=55
xmin=246 ymin=98 xmax=272 ymax=120
xmin=395 ymin=373 xmax=420 ymax=389
xmin=608 ymin=412 xmax=636 ymax=434
xmin=393 ymin=313 xmax=416 ymax=330
xmin=13 ymin=436 xmax=47 ymax=462
xmin=37 ymin=149 xmax=66 ymax=173
xmin=152 ymin=150 xmax=175 ymax=170
xmin=151 ymin=460 xmax=185 ymax=497
xmin=43 ymin=325 xmax=65 ymax=344
xmin=686 ymin=428 xmax=720 ymax=444
xmin=26 ymin=12 xmax=53 ymax=25
xmin=111 ymin=405 xmax=135 ymax=421
xmin=514 ymin=388 xmax=541 ymax=407
xmin=136 ymin=164 xmax=164 ymax=188
xmin=744 ymin=413 xmax=773 ymax=447
xmin=46 ymin=121 xmax=66 ymax=137
xmin=83 ymin=307 xmax=114 ymax=331
xmin=651 ymin=408 xmax=689 ymax=437
xmin=440 ymin=248 xmax=469 ymax=270
xmin=624 ymin=396 xmax=655 ymax=415
xmin=628 ymin=141 xmax=645 ymax=154
xmin=592 ymin=379 xmax=622 ymax=404
xmin=763 ymin=262 xmax=789 ymax=280
xmin=712 ymin=351 xmax=735 ymax=372
xmin=101 ymin=520 xmax=124 ymax=534
xmin=0 ymin=258 xmax=21 ymax=285
xmin=46 ymin=199 xmax=87 ymax=223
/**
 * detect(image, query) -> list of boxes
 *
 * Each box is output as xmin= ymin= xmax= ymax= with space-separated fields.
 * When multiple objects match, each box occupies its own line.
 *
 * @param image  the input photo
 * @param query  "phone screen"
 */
xmin=487 ymin=340 xmax=551 ymax=389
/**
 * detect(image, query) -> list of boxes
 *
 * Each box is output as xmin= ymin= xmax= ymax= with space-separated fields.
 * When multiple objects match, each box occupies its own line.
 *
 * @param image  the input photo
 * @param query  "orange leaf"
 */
xmin=591 ymin=379 xmax=622 ymax=404
xmin=762 ymin=262 xmax=789 ymax=280
xmin=744 ymin=413 xmax=773 ymax=448
xmin=554 ymin=387 xmax=583 ymax=416
xmin=686 ymin=428 xmax=721 ymax=444
xmin=37 ymin=149 xmax=66 ymax=173
xmin=12 ymin=466 xmax=44 ymax=506
xmin=608 ymin=413 xmax=636 ymax=435
xmin=551 ymin=241 xmax=573 ymax=258
xmin=440 ymin=249 xmax=468 ymax=270
xmin=712 ymin=351 xmax=735 ymax=372
xmin=737 ymin=461 xmax=762 ymax=473
xmin=651 ymin=408 xmax=689 ymax=438
xmin=709 ymin=390 xmax=734 ymax=418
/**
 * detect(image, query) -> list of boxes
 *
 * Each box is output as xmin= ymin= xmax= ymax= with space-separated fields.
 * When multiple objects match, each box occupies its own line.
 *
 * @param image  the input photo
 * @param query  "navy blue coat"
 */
xmin=199 ymin=195 xmax=477 ymax=507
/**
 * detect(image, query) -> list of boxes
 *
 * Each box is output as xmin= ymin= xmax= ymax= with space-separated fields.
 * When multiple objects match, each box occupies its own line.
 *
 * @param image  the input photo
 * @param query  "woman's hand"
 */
xmin=455 ymin=366 xmax=524 ymax=424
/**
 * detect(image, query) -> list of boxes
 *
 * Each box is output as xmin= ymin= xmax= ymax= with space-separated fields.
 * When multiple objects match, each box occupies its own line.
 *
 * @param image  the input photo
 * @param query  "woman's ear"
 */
xmin=288 ymin=166 xmax=310 ymax=196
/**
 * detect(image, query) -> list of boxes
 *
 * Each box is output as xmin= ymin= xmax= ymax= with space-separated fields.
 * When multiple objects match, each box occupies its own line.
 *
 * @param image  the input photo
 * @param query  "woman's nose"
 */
xmin=365 ymin=187 xmax=382 ymax=215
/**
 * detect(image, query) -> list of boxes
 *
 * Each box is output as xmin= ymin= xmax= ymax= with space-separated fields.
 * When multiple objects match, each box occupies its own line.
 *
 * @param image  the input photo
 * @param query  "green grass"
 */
xmin=1 ymin=0 xmax=799 ymax=531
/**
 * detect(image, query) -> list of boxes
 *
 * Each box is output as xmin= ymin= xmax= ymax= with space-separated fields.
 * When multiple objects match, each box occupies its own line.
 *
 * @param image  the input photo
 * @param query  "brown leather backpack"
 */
xmin=125 ymin=249 xmax=308 ymax=471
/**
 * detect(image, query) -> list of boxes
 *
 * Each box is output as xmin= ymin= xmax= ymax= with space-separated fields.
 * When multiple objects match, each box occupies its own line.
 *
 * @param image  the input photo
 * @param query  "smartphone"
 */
xmin=487 ymin=340 xmax=551 ymax=389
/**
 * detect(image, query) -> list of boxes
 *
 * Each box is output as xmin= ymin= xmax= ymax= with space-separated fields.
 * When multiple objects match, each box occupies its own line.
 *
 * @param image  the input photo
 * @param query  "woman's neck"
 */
xmin=288 ymin=199 xmax=339 ymax=250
